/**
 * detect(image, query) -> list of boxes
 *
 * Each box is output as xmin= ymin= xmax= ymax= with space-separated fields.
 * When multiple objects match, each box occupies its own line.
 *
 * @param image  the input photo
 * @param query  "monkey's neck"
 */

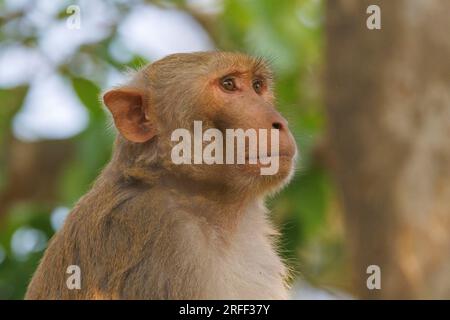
xmin=105 ymin=164 xmax=262 ymax=231
xmin=158 ymin=172 xmax=260 ymax=229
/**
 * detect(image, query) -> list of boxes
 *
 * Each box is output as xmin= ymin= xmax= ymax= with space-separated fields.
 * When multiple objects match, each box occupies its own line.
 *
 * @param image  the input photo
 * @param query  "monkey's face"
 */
xmin=180 ymin=53 xmax=298 ymax=193
xmin=202 ymin=61 xmax=297 ymax=190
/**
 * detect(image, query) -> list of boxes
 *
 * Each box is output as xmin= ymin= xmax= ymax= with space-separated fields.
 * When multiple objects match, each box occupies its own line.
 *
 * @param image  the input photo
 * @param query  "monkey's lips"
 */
xmin=245 ymin=152 xmax=294 ymax=163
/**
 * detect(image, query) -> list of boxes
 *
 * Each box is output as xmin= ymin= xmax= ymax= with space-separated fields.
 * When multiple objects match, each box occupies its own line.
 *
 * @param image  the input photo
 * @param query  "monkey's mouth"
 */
xmin=245 ymin=152 xmax=293 ymax=162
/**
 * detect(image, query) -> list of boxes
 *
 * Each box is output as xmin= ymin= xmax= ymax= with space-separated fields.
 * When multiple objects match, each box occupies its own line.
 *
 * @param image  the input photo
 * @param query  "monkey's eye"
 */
xmin=221 ymin=77 xmax=237 ymax=92
xmin=252 ymin=79 xmax=264 ymax=94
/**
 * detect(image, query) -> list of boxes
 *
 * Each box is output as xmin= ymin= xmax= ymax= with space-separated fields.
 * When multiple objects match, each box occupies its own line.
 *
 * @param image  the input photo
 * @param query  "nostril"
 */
xmin=272 ymin=122 xmax=283 ymax=130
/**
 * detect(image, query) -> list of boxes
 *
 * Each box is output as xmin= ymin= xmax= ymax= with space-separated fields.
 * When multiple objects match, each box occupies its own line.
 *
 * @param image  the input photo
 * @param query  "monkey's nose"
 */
xmin=266 ymin=107 xmax=288 ymax=131
xmin=272 ymin=122 xmax=283 ymax=130
xmin=271 ymin=117 xmax=288 ymax=131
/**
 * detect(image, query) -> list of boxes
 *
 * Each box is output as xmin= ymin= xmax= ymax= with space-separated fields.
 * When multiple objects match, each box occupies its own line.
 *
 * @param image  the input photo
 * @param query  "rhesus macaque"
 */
xmin=26 ymin=52 xmax=297 ymax=300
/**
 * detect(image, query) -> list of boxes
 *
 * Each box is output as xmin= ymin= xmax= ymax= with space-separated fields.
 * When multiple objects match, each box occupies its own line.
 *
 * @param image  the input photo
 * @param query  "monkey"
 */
xmin=25 ymin=52 xmax=297 ymax=300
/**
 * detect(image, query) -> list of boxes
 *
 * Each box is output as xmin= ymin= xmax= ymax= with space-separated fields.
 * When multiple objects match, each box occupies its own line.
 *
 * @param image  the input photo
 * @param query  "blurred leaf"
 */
xmin=71 ymin=77 xmax=104 ymax=121
xmin=0 ymin=86 xmax=28 ymax=131
xmin=294 ymin=167 xmax=329 ymax=238
xmin=0 ymin=204 xmax=53 ymax=300
xmin=0 ymin=86 xmax=29 ymax=191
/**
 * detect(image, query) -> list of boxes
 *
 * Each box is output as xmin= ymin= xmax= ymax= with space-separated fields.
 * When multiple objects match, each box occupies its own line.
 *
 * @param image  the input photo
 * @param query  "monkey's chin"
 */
xmin=263 ymin=157 xmax=295 ymax=189
xmin=237 ymin=155 xmax=296 ymax=194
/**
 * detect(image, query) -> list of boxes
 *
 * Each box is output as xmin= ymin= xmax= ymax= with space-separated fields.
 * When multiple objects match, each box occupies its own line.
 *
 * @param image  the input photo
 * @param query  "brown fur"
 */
xmin=25 ymin=52 xmax=297 ymax=299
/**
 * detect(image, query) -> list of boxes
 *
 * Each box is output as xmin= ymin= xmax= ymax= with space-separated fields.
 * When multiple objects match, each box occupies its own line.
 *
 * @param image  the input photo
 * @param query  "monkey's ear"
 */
xmin=103 ymin=88 xmax=157 ymax=143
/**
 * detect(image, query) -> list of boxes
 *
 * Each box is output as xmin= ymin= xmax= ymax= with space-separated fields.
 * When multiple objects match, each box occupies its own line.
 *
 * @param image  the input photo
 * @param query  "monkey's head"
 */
xmin=103 ymin=52 xmax=297 ymax=196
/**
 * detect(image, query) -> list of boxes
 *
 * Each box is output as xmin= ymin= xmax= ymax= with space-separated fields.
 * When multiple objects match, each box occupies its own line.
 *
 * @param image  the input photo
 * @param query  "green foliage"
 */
xmin=0 ymin=204 xmax=54 ymax=299
xmin=0 ymin=86 xmax=29 ymax=191
xmin=71 ymin=77 xmax=104 ymax=121
xmin=0 ymin=86 xmax=29 ymax=130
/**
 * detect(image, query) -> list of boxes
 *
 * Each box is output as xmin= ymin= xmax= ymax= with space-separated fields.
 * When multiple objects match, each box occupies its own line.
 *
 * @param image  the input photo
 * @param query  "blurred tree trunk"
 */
xmin=326 ymin=0 xmax=450 ymax=299
xmin=0 ymin=137 xmax=74 ymax=219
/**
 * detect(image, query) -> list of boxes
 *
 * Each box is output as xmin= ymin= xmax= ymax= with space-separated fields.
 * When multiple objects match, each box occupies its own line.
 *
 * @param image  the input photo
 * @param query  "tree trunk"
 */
xmin=326 ymin=0 xmax=450 ymax=299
